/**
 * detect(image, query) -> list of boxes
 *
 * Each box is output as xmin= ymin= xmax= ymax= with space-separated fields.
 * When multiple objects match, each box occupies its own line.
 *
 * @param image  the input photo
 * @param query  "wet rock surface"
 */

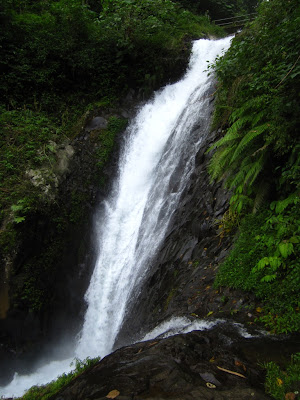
xmin=48 ymin=326 xmax=298 ymax=400
xmin=116 ymin=124 xmax=263 ymax=348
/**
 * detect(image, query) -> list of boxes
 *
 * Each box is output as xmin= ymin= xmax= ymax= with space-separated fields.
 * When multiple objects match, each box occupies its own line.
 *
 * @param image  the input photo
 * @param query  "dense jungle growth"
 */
xmin=210 ymin=0 xmax=300 ymax=333
xmin=0 ymin=0 xmax=225 ymax=315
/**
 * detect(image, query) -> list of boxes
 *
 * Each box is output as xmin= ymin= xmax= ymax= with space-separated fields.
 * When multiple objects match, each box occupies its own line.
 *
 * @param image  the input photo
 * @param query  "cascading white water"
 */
xmin=0 ymin=36 xmax=232 ymax=398
xmin=75 ymin=36 xmax=232 ymax=359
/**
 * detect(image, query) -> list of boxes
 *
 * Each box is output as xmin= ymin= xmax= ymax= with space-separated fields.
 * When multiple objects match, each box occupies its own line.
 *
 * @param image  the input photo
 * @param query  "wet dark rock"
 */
xmin=49 ymin=328 xmax=280 ymax=400
xmin=199 ymin=371 xmax=221 ymax=386
xmin=85 ymin=117 xmax=108 ymax=132
xmin=116 ymin=124 xmax=255 ymax=347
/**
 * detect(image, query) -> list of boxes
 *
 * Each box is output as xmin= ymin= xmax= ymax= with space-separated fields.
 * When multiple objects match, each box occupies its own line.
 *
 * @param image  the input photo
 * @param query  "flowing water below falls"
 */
xmin=0 ymin=36 xmax=232 ymax=398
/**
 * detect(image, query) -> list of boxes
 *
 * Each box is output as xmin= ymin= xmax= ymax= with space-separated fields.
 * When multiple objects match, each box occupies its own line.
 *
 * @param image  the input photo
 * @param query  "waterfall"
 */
xmin=0 ymin=36 xmax=232 ymax=398
xmin=75 ymin=36 xmax=232 ymax=359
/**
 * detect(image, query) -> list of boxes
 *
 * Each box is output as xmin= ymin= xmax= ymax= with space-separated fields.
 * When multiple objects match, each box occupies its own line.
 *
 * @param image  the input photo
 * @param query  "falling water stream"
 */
xmin=0 ymin=36 xmax=232 ymax=398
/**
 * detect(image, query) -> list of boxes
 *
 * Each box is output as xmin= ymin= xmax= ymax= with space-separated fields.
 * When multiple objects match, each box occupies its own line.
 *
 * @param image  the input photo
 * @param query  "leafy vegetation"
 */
xmin=0 ymin=0 xmax=223 ymax=227
xmin=214 ymin=208 xmax=300 ymax=334
xmin=18 ymin=356 xmax=101 ymax=400
xmin=209 ymin=0 xmax=300 ymax=215
xmin=264 ymin=353 xmax=300 ymax=400
xmin=0 ymin=0 xmax=224 ymax=314
xmin=0 ymin=109 xmax=61 ymax=225
xmin=96 ymin=116 xmax=128 ymax=171
xmin=174 ymin=0 xmax=258 ymax=20
xmin=0 ymin=0 xmax=223 ymax=112
xmin=210 ymin=0 xmax=300 ymax=333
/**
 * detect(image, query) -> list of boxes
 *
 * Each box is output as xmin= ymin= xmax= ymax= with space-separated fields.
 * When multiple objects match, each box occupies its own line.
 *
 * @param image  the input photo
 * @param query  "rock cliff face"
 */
xmin=115 ymin=118 xmax=260 ymax=349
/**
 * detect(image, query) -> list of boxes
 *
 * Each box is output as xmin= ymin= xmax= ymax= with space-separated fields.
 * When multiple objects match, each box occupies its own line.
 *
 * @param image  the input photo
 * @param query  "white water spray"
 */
xmin=76 ymin=36 xmax=232 ymax=359
xmin=0 ymin=36 xmax=232 ymax=398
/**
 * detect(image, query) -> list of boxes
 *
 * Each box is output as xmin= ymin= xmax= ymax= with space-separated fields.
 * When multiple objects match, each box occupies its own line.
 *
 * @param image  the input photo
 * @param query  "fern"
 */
xmin=252 ymin=110 xmax=266 ymax=126
xmin=272 ymin=193 xmax=299 ymax=214
xmin=253 ymin=180 xmax=271 ymax=213
xmin=209 ymin=130 xmax=239 ymax=150
xmin=229 ymin=96 xmax=268 ymax=123
xmin=229 ymin=123 xmax=269 ymax=165
xmin=209 ymin=145 xmax=235 ymax=180
xmin=208 ymin=115 xmax=252 ymax=152
xmin=226 ymin=163 xmax=249 ymax=188
xmin=227 ymin=115 xmax=252 ymax=134
xmin=245 ymin=152 xmax=266 ymax=186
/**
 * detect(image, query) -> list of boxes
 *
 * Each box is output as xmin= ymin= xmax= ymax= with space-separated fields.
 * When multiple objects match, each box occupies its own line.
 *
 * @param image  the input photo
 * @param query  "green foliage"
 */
xmin=209 ymin=0 xmax=300 ymax=215
xmin=96 ymin=116 xmax=128 ymax=171
xmin=18 ymin=356 xmax=101 ymax=400
xmin=0 ymin=0 xmax=223 ymax=112
xmin=97 ymin=0 xmax=223 ymax=95
xmin=174 ymin=0 xmax=258 ymax=20
xmin=215 ymin=208 xmax=240 ymax=237
xmin=0 ymin=109 xmax=60 ymax=227
xmin=264 ymin=353 xmax=300 ymax=400
xmin=11 ymin=198 xmax=33 ymax=223
xmin=210 ymin=0 xmax=300 ymax=334
xmin=214 ymin=202 xmax=300 ymax=333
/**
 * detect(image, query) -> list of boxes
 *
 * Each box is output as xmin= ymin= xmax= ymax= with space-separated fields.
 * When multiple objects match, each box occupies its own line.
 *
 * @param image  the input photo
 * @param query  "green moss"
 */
xmin=96 ymin=116 xmax=128 ymax=171
xmin=165 ymin=288 xmax=177 ymax=311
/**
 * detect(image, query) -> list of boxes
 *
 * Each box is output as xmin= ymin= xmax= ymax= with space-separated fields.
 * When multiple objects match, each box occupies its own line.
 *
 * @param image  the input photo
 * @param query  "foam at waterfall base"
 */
xmin=0 ymin=358 xmax=73 ymax=398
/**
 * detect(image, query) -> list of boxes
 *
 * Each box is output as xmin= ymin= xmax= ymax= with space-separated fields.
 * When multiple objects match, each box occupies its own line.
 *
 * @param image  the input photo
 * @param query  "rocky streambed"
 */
xmin=49 ymin=324 xmax=299 ymax=400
